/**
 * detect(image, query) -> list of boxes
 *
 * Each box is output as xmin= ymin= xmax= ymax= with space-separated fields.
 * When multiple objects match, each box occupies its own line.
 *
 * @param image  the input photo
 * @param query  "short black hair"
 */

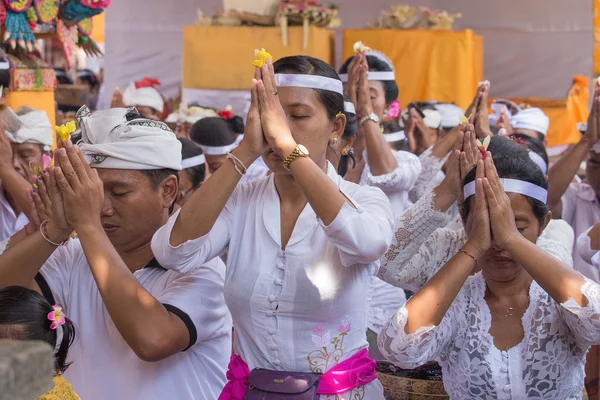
xmin=191 ymin=117 xmax=239 ymax=147
xmin=382 ymin=120 xmax=408 ymax=152
xmin=462 ymin=136 xmax=548 ymax=226
xmin=178 ymin=138 xmax=206 ymax=189
xmin=274 ymin=55 xmax=344 ymax=120
xmin=339 ymin=54 xmax=399 ymax=105
xmin=140 ymin=169 xmax=179 ymax=190
xmin=0 ymin=286 xmax=76 ymax=373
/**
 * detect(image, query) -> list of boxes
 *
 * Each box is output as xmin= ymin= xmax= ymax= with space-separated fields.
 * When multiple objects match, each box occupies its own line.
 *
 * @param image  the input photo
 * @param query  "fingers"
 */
xmin=256 ymin=80 xmax=269 ymax=113
xmin=453 ymin=128 xmax=464 ymax=153
xmin=482 ymin=177 xmax=498 ymax=209
xmin=261 ymin=60 xmax=276 ymax=97
xmin=249 ymin=79 xmax=259 ymax=111
xmin=267 ymin=58 xmax=277 ymax=93
xmin=37 ymin=173 xmax=52 ymax=210
xmin=54 ymin=166 xmax=75 ymax=197
xmin=254 ymin=64 xmax=262 ymax=82
xmin=26 ymin=188 xmax=41 ymax=227
xmin=55 ymin=146 xmax=83 ymax=189
xmin=460 ymin=152 xmax=470 ymax=179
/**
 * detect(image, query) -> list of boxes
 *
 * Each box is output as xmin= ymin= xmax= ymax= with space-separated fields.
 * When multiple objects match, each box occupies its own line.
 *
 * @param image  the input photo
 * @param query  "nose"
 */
xmin=101 ymin=195 xmax=115 ymax=217
xmin=12 ymin=153 xmax=22 ymax=171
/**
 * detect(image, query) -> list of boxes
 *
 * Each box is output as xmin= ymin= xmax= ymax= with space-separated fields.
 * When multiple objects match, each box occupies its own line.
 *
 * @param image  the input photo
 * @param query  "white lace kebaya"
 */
xmin=377 ymin=190 xmax=600 ymax=400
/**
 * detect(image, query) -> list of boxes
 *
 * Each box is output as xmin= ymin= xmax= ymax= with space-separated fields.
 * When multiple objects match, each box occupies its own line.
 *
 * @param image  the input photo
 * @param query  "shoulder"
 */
xmin=392 ymin=149 xmax=420 ymax=164
xmin=566 ymin=182 xmax=596 ymax=202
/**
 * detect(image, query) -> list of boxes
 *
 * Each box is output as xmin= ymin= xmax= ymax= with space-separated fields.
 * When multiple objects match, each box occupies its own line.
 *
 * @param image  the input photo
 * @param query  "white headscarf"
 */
xmin=122 ymin=83 xmax=164 ymax=112
xmin=165 ymin=103 xmax=218 ymax=125
xmin=4 ymin=109 xmax=53 ymax=150
xmin=77 ymin=106 xmax=182 ymax=171
xmin=434 ymin=103 xmax=464 ymax=128
xmin=511 ymin=108 xmax=550 ymax=136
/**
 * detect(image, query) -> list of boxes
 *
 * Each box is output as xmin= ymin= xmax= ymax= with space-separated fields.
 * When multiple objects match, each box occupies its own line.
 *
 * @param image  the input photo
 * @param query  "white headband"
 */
xmin=339 ymin=71 xmax=396 ymax=82
xmin=275 ymin=74 xmax=343 ymax=95
xmin=463 ymin=178 xmax=547 ymax=204
xmin=199 ymin=142 xmax=238 ymax=155
xmin=344 ymin=101 xmax=356 ymax=115
xmin=528 ymin=151 xmax=548 ymax=174
xmin=384 ymin=130 xmax=406 ymax=142
xmin=181 ymin=154 xmax=206 ymax=169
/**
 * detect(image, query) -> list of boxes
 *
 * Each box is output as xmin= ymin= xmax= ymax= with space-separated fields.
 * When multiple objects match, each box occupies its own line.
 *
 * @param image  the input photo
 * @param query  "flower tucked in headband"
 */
xmin=218 ymin=105 xmax=234 ymax=120
xmin=47 ymin=305 xmax=65 ymax=330
xmin=353 ymin=41 xmax=372 ymax=53
xmin=252 ymin=48 xmax=273 ymax=68
xmin=56 ymin=120 xmax=77 ymax=142
xmin=476 ymin=136 xmax=491 ymax=160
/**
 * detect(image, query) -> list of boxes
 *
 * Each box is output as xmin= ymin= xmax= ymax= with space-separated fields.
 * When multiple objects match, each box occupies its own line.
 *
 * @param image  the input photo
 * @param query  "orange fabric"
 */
xmin=6 ymin=91 xmax=57 ymax=148
xmin=595 ymin=0 xmax=600 ymax=76
xmin=182 ymin=26 xmax=334 ymax=90
xmin=509 ymin=76 xmax=589 ymax=147
xmin=342 ymin=29 xmax=483 ymax=110
xmin=90 ymin=13 xmax=104 ymax=44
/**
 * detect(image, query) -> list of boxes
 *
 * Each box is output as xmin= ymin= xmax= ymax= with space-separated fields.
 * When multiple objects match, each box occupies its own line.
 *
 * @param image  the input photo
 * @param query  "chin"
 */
xmin=263 ymin=151 xmax=288 ymax=175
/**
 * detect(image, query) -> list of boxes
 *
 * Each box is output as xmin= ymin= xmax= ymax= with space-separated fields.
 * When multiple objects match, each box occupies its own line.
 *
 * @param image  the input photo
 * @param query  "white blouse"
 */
xmin=359 ymin=149 xmax=421 ymax=334
xmin=152 ymin=162 xmax=393 ymax=399
xmin=378 ymin=273 xmax=600 ymax=400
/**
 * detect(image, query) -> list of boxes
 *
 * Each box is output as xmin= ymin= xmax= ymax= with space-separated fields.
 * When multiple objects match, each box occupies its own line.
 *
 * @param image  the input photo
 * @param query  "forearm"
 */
xmin=547 ymin=140 xmax=589 ymax=208
xmin=0 ymin=170 xmax=32 ymax=220
xmin=78 ymin=224 xmax=187 ymax=359
xmin=289 ymin=157 xmax=353 ymax=226
xmin=171 ymin=146 xmax=256 ymax=246
xmin=431 ymin=128 xmax=458 ymax=159
xmin=433 ymin=179 xmax=458 ymax=212
xmin=506 ymin=235 xmax=587 ymax=306
xmin=404 ymin=245 xmax=476 ymax=333
xmin=0 ymin=231 xmax=57 ymax=288
xmin=363 ymin=121 xmax=398 ymax=176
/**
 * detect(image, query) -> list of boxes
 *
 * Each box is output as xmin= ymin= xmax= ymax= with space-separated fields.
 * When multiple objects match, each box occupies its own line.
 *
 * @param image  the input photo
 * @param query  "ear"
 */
xmin=158 ymin=174 xmax=178 ymax=210
xmin=331 ymin=113 xmax=346 ymax=143
xmin=539 ymin=211 xmax=552 ymax=236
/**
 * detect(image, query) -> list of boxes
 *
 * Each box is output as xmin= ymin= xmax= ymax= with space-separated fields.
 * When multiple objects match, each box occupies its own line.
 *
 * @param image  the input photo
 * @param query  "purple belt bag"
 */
xmin=244 ymin=368 xmax=322 ymax=400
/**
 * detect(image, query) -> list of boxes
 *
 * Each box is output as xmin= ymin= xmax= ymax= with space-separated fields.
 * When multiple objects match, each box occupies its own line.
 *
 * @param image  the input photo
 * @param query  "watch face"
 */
xmin=370 ymin=113 xmax=380 ymax=123
xmin=298 ymin=144 xmax=310 ymax=156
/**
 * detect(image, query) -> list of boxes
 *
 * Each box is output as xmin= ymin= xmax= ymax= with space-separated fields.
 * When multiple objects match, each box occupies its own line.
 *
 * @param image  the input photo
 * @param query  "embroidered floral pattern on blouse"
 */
xmin=308 ymin=318 xmax=351 ymax=373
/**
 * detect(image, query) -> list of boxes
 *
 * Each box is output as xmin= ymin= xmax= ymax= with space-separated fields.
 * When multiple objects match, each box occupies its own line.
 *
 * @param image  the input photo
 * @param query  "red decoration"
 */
xmin=134 ymin=77 xmax=160 ymax=89
xmin=218 ymin=109 xmax=234 ymax=120
xmin=0 ymin=2 xmax=6 ymax=24
xmin=478 ymin=145 xmax=488 ymax=160
xmin=509 ymin=135 xmax=528 ymax=147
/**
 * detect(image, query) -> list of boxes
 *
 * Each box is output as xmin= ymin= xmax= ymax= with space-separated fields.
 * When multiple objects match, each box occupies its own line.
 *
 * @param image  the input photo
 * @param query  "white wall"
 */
xmin=103 ymin=0 xmax=592 ymax=105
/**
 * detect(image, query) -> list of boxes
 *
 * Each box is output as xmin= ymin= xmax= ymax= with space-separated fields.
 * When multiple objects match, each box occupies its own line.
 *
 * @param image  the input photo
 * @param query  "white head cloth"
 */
xmin=511 ymin=108 xmax=550 ymax=136
xmin=123 ymin=82 xmax=164 ymax=112
xmin=434 ymin=103 xmax=464 ymax=128
xmin=463 ymin=178 xmax=547 ymax=204
xmin=275 ymin=74 xmax=343 ymax=95
xmin=165 ymin=104 xmax=218 ymax=125
xmin=77 ymin=106 xmax=182 ymax=171
xmin=181 ymin=154 xmax=206 ymax=169
xmin=199 ymin=142 xmax=238 ymax=155
xmin=488 ymin=99 xmax=520 ymax=126
xmin=344 ymin=101 xmax=356 ymax=115
xmin=528 ymin=151 xmax=548 ymax=174
xmin=384 ymin=130 xmax=406 ymax=142
xmin=423 ymin=109 xmax=442 ymax=129
xmin=340 ymin=50 xmax=396 ymax=82
xmin=5 ymin=109 xmax=53 ymax=150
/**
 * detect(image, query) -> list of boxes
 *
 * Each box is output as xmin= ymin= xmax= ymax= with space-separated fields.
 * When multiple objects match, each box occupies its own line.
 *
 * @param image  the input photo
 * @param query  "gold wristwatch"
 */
xmin=282 ymin=144 xmax=310 ymax=170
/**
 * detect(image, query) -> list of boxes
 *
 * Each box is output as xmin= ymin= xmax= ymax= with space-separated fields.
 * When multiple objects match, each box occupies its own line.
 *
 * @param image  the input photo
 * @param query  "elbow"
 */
xmin=361 ymin=239 xmax=391 ymax=263
xmin=131 ymin=336 xmax=175 ymax=363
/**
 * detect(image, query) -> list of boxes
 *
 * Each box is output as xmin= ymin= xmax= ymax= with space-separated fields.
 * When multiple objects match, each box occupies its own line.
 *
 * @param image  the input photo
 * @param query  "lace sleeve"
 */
xmin=377 ymin=290 xmax=466 ymax=369
xmin=558 ymin=279 xmax=600 ymax=346
xmin=410 ymin=146 xmax=448 ymax=202
xmin=362 ymin=150 xmax=422 ymax=192
xmin=0 ymin=238 xmax=8 ymax=255
xmin=377 ymin=189 xmax=465 ymax=291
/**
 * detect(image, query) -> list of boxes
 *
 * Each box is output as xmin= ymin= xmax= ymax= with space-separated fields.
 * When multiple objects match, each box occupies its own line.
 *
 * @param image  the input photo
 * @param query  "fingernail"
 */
xmin=32 ymin=190 xmax=36 ymax=195
xmin=43 ymin=170 xmax=48 ymax=175
xmin=38 ymin=177 xmax=42 ymax=182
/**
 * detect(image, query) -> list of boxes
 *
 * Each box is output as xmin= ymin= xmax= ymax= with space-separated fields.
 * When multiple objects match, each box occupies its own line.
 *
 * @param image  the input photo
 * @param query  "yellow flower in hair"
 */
xmin=252 ymin=48 xmax=273 ymax=68
xmin=353 ymin=41 xmax=372 ymax=53
xmin=55 ymin=120 xmax=76 ymax=142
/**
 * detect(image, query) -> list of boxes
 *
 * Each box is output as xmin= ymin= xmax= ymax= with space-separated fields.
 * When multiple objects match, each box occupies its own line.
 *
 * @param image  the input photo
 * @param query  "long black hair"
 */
xmin=462 ymin=136 xmax=549 ymax=226
xmin=0 ymin=286 xmax=76 ymax=373
xmin=339 ymin=54 xmax=398 ymax=105
xmin=337 ymin=96 xmax=357 ymax=178
xmin=273 ymin=55 xmax=344 ymax=120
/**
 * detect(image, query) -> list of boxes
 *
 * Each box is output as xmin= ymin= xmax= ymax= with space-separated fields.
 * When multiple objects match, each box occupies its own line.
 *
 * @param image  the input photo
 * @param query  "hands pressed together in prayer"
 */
xmin=30 ymin=140 xmax=104 ymax=244
xmin=465 ymin=82 xmax=493 ymax=139
xmin=239 ymin=59 xmax=297 ymax=161
xmin=344 ymin=52 xmax=374 ymax=119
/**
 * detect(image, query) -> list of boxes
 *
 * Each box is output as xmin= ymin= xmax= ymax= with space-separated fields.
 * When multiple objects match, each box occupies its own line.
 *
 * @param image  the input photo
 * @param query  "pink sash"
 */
xmin=218 ymin=349 xmax=376 ymax=399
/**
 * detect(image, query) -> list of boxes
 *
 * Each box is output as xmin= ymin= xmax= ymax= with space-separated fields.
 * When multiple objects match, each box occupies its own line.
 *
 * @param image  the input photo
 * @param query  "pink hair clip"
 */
xmin=47 ymin=305 xmax=65 ymax=330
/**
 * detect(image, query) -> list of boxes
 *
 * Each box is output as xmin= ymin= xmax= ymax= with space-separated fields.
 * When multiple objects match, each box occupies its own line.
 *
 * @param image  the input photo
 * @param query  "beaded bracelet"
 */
xmin=40 ymin=220 xmax=69 ymax=247
xmin=459 ymin=248 xmax=478 ymax=263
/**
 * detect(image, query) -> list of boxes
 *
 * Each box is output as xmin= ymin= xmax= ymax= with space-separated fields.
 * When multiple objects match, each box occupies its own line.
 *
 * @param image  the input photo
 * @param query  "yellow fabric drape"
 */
xmin=182 ymin=26 xmax=334 ymax=91
xmin=90 ymin=13 xmax=105 ymax=45
xmin=342 ymin=29 xmax=483 ymax=110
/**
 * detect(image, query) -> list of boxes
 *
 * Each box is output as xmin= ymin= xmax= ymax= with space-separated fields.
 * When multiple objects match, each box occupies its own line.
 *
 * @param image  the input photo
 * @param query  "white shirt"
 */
xmin=0 ymin=188 xmax=28 ymax=242
xmin=378 ymin=273 xmax=600 ymax=400
xmin=360 ymin=149 xmax=421 ymax=334
xmin=152 ymin=162 xmax=393 ymax=399
xmin=35 ymin=240 xmax=231 ymax=400
xmin=562 ymin=183 xmax=600 ymax=282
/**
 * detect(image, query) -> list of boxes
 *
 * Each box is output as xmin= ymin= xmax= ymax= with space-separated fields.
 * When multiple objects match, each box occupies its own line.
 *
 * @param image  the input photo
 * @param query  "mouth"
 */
xmin=102 ymin=224 xmax=119 ymax=234
xmin=488 ymin=254 xmax=515 ymax=266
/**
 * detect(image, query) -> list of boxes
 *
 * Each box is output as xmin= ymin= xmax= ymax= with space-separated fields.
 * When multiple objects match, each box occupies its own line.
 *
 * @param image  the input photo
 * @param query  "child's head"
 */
xmin=0 ymin=286 xmax=76 ymax=373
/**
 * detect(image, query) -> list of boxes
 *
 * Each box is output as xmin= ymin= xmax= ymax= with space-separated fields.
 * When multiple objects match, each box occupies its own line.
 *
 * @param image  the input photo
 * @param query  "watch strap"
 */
xmin=282 ymin=145 xmax=308 ymax=169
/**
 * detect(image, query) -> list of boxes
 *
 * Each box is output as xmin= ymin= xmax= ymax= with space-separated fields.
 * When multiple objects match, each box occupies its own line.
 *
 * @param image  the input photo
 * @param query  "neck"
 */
xmin=116 ymin=241 xmax=155 ymax=273
xmin=484 ymin=269 xmax=533 ymax=301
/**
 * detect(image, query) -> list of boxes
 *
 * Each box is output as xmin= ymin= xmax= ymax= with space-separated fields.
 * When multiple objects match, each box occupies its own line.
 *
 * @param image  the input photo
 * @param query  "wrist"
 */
xmin=232 ymin=145 xmax=260 ymax=165
xmin=44 ymin=221 xmax=72 ymax=244
xmin=502 ymin=233 xmax=525 ymax=253
xmin=277 ymin=141 xmax=298 ymax=159
xmin=463 ymin=241 xmax=486 ymax=261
